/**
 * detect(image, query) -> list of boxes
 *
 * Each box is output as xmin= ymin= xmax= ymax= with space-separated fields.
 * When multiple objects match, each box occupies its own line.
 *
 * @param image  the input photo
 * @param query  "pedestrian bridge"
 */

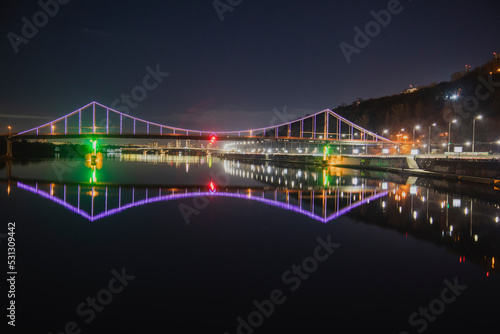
xmin=9 ymin=101 xmax=393 ymax=144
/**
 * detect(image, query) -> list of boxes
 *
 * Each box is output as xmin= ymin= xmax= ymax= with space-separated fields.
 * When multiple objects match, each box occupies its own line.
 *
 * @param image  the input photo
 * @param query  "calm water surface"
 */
xmin=2 ymin=155 xmax=499 ymax=333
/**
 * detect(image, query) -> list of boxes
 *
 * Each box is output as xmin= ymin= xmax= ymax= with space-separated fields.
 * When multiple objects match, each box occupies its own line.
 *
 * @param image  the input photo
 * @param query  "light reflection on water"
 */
xmin=2 ymin=154 xmax=500 ymax=332
xmin=3 ymin=155 xmax=499 ymax=275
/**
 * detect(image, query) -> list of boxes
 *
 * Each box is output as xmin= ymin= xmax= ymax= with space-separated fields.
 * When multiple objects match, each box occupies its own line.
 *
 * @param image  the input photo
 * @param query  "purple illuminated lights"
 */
xmin=15 ymin=101 xmax=393 ymax=143
xmin=17 ymin=182 xmax=387 ymax=223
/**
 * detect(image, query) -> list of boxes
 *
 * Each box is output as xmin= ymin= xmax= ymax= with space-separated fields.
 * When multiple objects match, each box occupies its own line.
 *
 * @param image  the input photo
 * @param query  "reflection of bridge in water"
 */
xmin=16 ymin=181 xmax=388 ymax=223
xmin=7 ymin=160 xmax=499 ymax=274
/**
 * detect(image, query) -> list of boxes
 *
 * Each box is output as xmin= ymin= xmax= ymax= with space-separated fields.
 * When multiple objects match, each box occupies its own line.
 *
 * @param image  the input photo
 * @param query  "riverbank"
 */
xmin=330 ymin=155 xmax=500 ymax=185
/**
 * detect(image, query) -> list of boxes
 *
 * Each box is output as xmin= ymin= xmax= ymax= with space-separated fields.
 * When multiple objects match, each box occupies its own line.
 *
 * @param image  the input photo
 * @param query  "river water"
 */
xmin=1 ymin=155 xmax=499 ymax=333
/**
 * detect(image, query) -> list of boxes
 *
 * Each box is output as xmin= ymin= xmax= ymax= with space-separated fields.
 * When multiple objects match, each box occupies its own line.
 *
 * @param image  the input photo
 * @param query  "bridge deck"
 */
xmin=6 ymin=133 xmax=388 ymax=145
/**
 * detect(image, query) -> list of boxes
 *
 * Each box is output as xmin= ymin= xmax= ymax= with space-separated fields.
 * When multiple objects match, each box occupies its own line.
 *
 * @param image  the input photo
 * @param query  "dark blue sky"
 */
xmin=2 ymin=0 xmax=499 ymax=132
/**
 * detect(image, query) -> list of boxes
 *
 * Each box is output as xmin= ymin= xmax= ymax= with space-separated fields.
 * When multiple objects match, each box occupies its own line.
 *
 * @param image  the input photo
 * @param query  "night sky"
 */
xmin=1 ymin=0 xmax=499 ymax=132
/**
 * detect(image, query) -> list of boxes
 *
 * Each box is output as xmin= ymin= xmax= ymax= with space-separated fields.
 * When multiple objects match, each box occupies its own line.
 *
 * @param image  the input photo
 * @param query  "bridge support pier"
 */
xmin=6 ymin=139 xmax=12 ymax=158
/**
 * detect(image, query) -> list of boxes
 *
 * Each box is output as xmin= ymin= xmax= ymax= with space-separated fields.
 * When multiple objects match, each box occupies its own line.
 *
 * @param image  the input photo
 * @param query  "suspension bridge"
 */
xmin=4 ymin=101 xmax=394 ymax=157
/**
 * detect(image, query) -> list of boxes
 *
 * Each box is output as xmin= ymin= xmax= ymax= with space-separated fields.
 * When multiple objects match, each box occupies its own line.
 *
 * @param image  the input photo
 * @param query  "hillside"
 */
xmin=333 ymin=56 xmax=500 ymax=148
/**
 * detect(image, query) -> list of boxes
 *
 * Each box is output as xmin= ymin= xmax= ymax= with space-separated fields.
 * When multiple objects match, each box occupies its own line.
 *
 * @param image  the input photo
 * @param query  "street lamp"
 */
xmin=448 ymin=119 xmax=457 ymax=153
xmin=7 ymin=126 xmax=11 ymax=135
xmin=413 ymin=125 xmax=421 ymax=148
xmin=472 ymin=115 xmax=482 ymax=153
xmin=397 ymin=128 xmax=405 ymax=154
xmin=428 ymin=123 xmax=436 ymax=155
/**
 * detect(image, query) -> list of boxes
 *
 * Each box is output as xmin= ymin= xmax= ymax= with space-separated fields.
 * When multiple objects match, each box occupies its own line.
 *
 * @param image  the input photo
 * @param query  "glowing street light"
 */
xmin=397 ymin=129 xmax=405 ymax=154
xmin=472 ymin=115 xmax=482 ymax=153
xmin=51 ymin=124 xmax=55 ymax=134
xmin=448 ymin=119 xmax=457 ymax=153
xmin=428 ymin=123 xmax=436 ymax=155
xmin=7 ymin=126 xmax=11 ymax=135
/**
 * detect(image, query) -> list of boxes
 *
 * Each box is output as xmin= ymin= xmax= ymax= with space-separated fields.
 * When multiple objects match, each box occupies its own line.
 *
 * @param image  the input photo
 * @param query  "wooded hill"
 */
xmin=333 ymin=57 xmax=500 ymax=145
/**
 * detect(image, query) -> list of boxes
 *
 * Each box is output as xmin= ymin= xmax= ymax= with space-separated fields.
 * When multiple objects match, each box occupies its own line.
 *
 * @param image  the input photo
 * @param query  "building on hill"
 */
xmin=402 ymin=85 xmax=419 ymax=94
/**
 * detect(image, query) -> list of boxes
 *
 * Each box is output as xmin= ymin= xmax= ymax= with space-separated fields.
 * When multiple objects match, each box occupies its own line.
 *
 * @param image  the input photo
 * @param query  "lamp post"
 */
xmin=382 ymin=129 xmax=388 ymax=153
xmin=413 ymin=125 xmax=420 ymax=148
xmin=398 ymin=128 xmax=404 ymax=154
xmin=7 ymin=126 xmax=11 ymax=135
xmin=448 ymin=120 xmax=457 ymax=153
xmin=472 ymin=115 xmax=482 ymax=153
xmin=428 ymin=123 xmax=436 ymax=155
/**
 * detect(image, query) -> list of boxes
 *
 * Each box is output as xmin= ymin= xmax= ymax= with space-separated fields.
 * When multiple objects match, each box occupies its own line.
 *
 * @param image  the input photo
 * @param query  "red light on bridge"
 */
xmin=210 ymin=133 xmax=217 ymax=144
xmin=208 ymin=180 xmax=216 ymax=193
